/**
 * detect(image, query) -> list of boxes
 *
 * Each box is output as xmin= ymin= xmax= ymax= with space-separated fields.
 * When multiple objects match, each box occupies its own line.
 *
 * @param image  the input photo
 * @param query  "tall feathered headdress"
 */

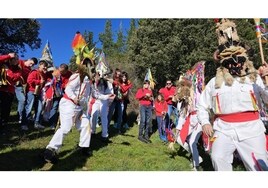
xmin=71 ymin=31 xmax=94 ymax=65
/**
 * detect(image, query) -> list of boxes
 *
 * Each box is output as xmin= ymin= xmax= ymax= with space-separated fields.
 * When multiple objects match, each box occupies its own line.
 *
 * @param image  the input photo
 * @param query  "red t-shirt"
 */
xmin=159 ymin=86 xmax=176 ymax=105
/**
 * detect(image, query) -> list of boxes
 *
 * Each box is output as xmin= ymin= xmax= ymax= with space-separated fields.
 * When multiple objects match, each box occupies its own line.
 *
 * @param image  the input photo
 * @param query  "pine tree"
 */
xmin=99 ymin=19 xmax=114 ymax=57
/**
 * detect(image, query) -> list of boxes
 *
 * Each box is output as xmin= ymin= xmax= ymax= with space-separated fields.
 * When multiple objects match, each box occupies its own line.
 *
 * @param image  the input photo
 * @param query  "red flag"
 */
xmin=180 ymin=115 xmax=190 ymax=145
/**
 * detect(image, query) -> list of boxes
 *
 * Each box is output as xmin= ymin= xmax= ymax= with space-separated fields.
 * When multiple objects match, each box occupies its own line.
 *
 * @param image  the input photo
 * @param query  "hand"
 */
xmin=8 ymin=53 xmax=16 ymax=58
xmin=202 ymin=124 xmax=214 ymax=137
xmin=109 ymin=94 xmax=116 ymax=100
xmin=169 ymin=95 xmax=173 ymax=99
xmin=73 ymin=97 xmax=80 ymax=105
xmin=259 ymin=62 xmax=268 ymax=77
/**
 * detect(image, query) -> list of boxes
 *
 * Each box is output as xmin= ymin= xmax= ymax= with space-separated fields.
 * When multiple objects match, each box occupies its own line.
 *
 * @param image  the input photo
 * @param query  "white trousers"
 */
xmin=47 ymin=98 xmax=91 ymax=151
xmin=211 ymin=130 xmax=268 ymax=171
xmin=90 ymin=100 xmax=109 ymax=138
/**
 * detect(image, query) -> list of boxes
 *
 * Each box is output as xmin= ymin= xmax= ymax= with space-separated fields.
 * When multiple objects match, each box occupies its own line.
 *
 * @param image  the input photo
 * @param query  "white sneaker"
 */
xmin=96 ymin=123 xmax=100 ymax=128
xmin=21 ymin=125 xmax=29 ymax=131
xmin=34 ymin=123 xmax=45 ymax=129
xmin=199 ymin=156 xmax=203 ymax=164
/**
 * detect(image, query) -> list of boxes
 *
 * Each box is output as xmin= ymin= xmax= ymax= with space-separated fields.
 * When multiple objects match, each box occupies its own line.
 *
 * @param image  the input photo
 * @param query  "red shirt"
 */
xmin=61 ymin=71 xmax=72 ymax=90
xmin=26 ymin=70 xmax=47 ymax=92
xmin=135 ymin=88 xmax=153 ymax=106
xmin=120 ymin=80 xmax=132 ymax=101
xmin=0 ymin=55 xmax=22 ymax=93
xmin=159 ymin=86 xmax=176 ymax=105
xmin=154 ymin=100 xmax=168 ymax=117
xmin=18 ymin=60 xmax=31 ymax=84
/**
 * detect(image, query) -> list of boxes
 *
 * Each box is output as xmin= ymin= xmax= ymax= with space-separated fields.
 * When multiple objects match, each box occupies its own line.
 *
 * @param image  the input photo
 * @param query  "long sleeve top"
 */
xmin=197 ymin=76 xmax=268 ymax=140
xmin=135 ymin=88 xmax=153 ymax=106
xmin=64 ymin=73 xmax=91 ymax=110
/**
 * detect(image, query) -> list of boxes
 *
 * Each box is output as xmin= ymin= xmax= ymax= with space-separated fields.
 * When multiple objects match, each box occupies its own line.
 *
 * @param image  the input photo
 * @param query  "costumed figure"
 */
xmin=172 ymin=61 xmax=205 ymax=171
xmin=90 ymin=51 xmax=115 ymax=142
xmin=197 ymin=19 xmax=268 ymax=171
xmin=43 ymin=32 xmax=94 ymax=163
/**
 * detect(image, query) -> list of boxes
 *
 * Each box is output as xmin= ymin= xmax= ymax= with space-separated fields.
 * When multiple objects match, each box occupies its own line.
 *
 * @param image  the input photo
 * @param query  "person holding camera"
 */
xmin=0 ymin=53 xmax=22 ymax=128
xmin=135 ymin=80 xmax=154 ymax=143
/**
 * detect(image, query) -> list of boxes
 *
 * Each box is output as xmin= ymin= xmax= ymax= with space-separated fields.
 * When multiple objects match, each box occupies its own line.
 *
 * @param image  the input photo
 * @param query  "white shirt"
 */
xmin=197 ymin=75 xmax=268 ymax=140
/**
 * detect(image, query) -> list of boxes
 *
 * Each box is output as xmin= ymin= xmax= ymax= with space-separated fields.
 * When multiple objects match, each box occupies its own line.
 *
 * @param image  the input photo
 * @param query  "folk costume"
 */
xmin=44 ymin=32 xmax=94 ymax=162
xmin=174 ymin=61 xmax=205 ymax=170
xmin=197 ymin=19 xmax=268 ymax=171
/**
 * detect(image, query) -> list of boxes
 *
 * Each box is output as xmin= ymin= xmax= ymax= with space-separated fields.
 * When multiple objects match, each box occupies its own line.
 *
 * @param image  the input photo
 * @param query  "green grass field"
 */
xmin=0 ymin=110 xmax=246 ymax=171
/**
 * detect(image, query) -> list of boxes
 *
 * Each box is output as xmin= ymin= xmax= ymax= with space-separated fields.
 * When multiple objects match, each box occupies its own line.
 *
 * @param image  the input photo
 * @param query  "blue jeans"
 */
xmin=15 ymin=86 xmax=25 ymax=120
xmin=167 ymin=104 xmax=178 ymax=125
xmin=49 ymin=97 xmax=60 ymax=127
xmin=139 ymin=105 xmax=152 ymax=138
xmin=22 ymin=91 xmax=43 ymax=125
xmin=108 ymin=99 xmax=124 ymax=128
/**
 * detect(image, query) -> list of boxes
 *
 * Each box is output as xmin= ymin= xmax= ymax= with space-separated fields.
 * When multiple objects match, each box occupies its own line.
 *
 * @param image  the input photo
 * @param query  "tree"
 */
xmin=99 ymin=20 xmax=114 ymax=57
xmin=128 ymin=19 xmax=217 ymax=89
xmin=0 ymin=19 xmax=41 ymax=55
xmin=115 ymin=21 xmax=126 ymax=55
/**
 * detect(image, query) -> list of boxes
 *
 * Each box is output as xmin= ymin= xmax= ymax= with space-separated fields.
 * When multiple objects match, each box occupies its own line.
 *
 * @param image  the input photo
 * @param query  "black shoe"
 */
xmin=77 ymin=146 xmax=92 ymax=157
xmin=144 ymin=136 xmax=152 ymax=143
xmin=100 ymin=136 xmax=110 ymax=143
xmin=138 ymin=136 xmax=148 ymax=144
xmin=43 ymin=148 xmax=58 ymax=163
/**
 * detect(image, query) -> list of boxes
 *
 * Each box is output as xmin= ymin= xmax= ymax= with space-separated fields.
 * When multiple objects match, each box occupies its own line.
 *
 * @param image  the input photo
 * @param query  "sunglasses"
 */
xmin=166 ymin=83 xmax=172 ymax=85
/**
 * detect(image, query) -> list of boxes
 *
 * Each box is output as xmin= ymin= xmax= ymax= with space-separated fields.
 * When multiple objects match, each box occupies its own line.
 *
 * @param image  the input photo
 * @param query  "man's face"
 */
xmin=59 ymin=67 xmax=67 ymax=75
xmin=25 ymin=59 xmax=35 ymax=67
xmin=166 ymin=81 xmax=172 ymax=88
xmin=9 ymin=56 xmax=19 ymax=66
xmin=39 ymin=64 xmax=48 ymax=73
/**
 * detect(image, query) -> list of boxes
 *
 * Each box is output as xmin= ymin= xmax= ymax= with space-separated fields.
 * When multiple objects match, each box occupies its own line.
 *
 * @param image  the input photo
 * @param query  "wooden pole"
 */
xmin=254 ymin=18 xmax=268 ymax=85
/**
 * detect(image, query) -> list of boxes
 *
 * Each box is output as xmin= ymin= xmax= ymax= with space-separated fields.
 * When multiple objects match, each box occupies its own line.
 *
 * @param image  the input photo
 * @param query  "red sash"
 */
xmin=180 ymin=111 xmax=197 ymax=144
xmin=215 ymin=111 xmax=259 ymax=123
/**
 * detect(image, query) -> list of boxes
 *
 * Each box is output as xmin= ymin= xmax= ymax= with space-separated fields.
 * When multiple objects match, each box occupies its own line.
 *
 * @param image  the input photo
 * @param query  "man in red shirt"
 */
xmin=159 ymin=79 xmax=177 ymax=124
xmin=21 ymin=60 xmax=48 ymax=131
xmin=15 ymin=57 xmax=38 ymax=123
xmin=135 ymin=80 xmax=153 ymax=143
xmin=0 ymin=53 xmax=22 ymax=128
xmin=59 ymin=63 xmax=72 ymax=93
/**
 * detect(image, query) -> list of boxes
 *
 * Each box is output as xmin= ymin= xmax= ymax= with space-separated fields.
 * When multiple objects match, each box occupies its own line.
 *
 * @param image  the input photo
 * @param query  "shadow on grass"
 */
xmin=0 ymin=148 xmax=45 ymax=171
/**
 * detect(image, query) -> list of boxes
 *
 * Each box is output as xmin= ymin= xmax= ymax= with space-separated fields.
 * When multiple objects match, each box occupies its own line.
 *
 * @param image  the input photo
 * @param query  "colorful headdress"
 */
xmin=71 ymin=31 xmax=95 ymax=65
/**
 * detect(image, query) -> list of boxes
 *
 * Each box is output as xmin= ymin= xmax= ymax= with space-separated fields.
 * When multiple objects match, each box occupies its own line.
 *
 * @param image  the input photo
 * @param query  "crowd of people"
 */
xmin=2 ymin=19 xmax=268 ymax=171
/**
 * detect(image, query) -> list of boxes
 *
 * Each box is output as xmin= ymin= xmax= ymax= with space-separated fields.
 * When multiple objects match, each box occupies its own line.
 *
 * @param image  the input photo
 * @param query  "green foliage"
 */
xmin=128 ymin=19 xmax=218 ymax=90
xmin=99 ymin=20 xmax=115 ymax=57
xmin=0 ymin=19 xmax=41 ymax=54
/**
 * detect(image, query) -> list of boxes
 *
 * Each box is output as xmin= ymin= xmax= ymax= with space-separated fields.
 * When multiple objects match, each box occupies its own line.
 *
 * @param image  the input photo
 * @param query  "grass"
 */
xmin=0 ymin=110 xmax=246 ymax=171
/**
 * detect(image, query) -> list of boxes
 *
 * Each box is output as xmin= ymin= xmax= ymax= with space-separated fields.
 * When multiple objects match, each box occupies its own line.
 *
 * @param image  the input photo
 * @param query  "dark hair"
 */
xmin=121 ymin=71 xmax=129 ymax=82
xmin=39 ymin=60 xmax=48 ymax=67
xmin=60 ymin=63 xmax=69 ymax=70
xmin=30 ymin=57 xmax=38 ymax=65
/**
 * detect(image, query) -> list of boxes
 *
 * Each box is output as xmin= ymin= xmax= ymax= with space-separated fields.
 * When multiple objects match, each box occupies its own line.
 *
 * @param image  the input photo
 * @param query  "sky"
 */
xmin=21 ymin=18 xmax=131 ymax=67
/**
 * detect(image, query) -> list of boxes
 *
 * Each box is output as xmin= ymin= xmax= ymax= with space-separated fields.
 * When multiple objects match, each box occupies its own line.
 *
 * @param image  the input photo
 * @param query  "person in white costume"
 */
xmin=90 ymin=72 xmax=115 ymax=142
xmin=43 ymin=58 xmax=93 ymax=163
xmin=197 ymin=19 xmax=268 ymax=171
xmin=174 ymin=62 xmax=205 ymax=171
